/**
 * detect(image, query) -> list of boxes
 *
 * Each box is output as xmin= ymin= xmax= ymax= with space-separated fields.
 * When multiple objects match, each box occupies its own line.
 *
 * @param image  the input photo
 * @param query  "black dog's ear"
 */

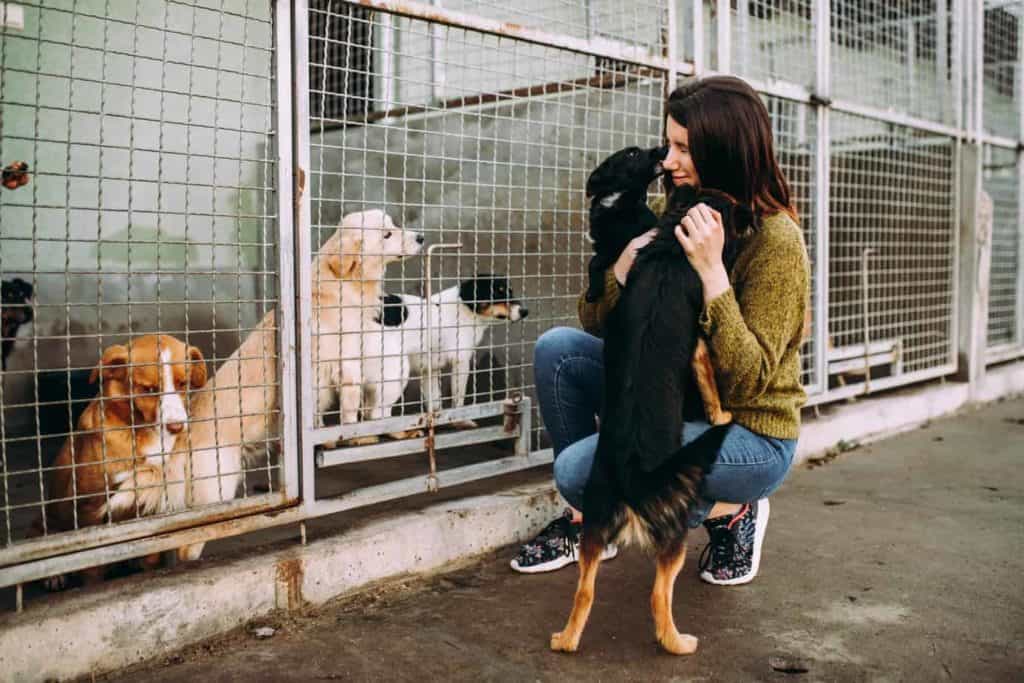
xmin=458 ymin=278 xmax=479 ymax=306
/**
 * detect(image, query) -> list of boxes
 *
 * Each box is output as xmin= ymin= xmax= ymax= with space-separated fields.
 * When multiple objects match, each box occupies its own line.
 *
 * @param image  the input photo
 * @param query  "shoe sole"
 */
xmin=700 ymin=499 xmax=770 ymax=586
xmin=510 ymin=544 xmax=619 ymax=574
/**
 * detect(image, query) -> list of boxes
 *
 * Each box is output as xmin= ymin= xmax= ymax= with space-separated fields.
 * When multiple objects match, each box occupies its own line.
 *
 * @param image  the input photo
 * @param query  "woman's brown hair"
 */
xmin=664 ymin=76 xmax=798 ymax=222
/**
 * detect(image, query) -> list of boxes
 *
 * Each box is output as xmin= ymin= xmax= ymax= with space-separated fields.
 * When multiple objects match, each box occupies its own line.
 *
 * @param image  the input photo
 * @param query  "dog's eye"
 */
xmin=384 ymin=231 xmax=393 ymax=239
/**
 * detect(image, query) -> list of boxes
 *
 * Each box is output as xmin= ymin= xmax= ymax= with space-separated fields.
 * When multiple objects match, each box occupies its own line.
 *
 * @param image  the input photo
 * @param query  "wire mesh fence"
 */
xmin=0 ymin=0 xmax=283 ymax=557
xmin=983 ymin=1 xmax=1021 ymax=140
xmin=304 ymin=0 xmax=666 ymax=467
xmin=0 ymin=0 xmax=1021 ymax=590
xmin=983 ymin=143 xmax=1020 ymax=353
xmin=828 ymin=116 xmax=957 ymax=389
xmin=830 ymin=0 xmax=956 ymax=127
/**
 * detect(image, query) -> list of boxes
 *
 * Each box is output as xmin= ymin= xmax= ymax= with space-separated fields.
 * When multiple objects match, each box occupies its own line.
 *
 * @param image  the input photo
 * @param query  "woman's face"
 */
xmin=663 ymin=116 xmax=700 ymax=188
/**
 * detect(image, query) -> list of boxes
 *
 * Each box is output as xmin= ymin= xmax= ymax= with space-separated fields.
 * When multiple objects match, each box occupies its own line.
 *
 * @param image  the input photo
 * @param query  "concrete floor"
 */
xmin=108 ymin=397 xmax=1024 ymax=683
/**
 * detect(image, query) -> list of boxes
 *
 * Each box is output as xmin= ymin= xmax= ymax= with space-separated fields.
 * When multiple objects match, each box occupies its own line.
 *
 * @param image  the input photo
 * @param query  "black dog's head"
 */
xmin=1 ymin=277 xmax=34 ymax=330
xmin=458 ymin=275 xmax=529 ymax=322
xmin=585 ymin=145 xmax=668 ymax=200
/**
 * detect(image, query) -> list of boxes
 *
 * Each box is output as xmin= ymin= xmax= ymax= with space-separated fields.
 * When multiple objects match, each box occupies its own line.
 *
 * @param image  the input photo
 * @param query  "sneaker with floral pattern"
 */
xmin=510 ymin=508 xmax=618 ymax=574
xmin=698 ymin=498 xmax=770 ymax=585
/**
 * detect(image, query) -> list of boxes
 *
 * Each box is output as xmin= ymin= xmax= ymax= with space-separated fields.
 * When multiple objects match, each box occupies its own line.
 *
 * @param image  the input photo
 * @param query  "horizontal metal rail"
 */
xmin=318 ymin=424 xmax=520 ymax=467
xmin=351 ymin=0 xmax=690 ymax=74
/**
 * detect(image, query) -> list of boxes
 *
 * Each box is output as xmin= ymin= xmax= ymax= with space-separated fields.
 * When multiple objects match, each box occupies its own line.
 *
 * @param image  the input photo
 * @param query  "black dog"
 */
xmin=584 ymin=145 xmax=667 ymax=302
xmin=1 ymin=277 xmax=34 ymax=371
xmin=551 ymin=185 xmax=755 ymax=656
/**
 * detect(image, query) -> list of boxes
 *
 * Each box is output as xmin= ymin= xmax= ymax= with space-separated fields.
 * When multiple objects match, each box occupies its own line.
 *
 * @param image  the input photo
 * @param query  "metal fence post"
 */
xmin=292 ymin=0 xmax=317 ymax=505
xmin=956 ymin=142 xmax=990 ymax=395
xmin=812 ymin=0 xmax=830 ymax=398
xmin=276 ymin=0 xmax=300 ymax=502
xmin=716 ymin=0 xmax=731 ymax=74
xmin=1017 ymin=10 xmax=1024 ymax=354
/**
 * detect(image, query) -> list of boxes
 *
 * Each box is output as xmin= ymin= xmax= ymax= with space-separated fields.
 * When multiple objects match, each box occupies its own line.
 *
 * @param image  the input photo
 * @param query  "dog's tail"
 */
xmin=99 ymin=465 xmax=169 ymax=519
xmin=621 ymin=425 xmax=730 ymax=547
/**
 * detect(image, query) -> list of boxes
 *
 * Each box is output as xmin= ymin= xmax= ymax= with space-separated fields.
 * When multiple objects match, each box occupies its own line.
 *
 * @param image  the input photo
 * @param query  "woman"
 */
xmin=511 ymin=76 xmax=810 ymax=585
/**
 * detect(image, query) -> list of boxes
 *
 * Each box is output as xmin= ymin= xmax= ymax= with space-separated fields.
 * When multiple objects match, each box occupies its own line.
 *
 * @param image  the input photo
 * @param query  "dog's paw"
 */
xmin=659 ymin=631 xmax=698 ymax=656
xmin=343 ymin=435 xmax=380 ymax=447
xmin=450 ymin=419 xmax=479 ymax=430
xmin=550 ymin=630 xmax=579 ymax=653
xmin=387 ymin=429 xmax=424 ymax=440
xmin=43 ymin=573 xmax=69 ymax=592
xmin=711 ymin=410 xmax=733 ymax=426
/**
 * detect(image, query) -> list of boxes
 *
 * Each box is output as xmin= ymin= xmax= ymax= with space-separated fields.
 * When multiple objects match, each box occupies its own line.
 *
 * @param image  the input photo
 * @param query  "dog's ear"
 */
xmin=328 ymin=232 xmax=362 ymax=279
xmin=90 ymin=344 xmax=129 ymax=384
xmin=187 ymin=346 xmax=208 ymax=388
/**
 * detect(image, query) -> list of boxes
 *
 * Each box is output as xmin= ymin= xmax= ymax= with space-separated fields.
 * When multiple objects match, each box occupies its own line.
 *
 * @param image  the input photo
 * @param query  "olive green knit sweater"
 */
xmin=577 ymin=200 xmax=810 ymax=439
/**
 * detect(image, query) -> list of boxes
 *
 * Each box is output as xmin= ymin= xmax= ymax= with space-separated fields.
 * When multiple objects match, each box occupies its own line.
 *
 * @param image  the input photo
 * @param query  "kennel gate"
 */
xmin=982 ymin=2 xmax=1024 ymax=365
xmin=0 ymin=0 xmax=1019 ymax=594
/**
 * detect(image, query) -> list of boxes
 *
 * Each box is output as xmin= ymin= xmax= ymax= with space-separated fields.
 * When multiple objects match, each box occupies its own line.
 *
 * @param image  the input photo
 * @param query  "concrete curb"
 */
xmin=0 ymin=485 xmax=563 ymax=682
xmin=795 ymin=362 xmax=1024 ymax=464
xmin=1 ymin=361 xmax=1022 ymax=681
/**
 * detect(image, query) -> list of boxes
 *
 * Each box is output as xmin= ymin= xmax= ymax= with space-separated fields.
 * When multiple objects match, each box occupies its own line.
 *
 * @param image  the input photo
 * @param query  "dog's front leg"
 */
xmin=340 ymin=363 xmax=379 ymax=446
xmin=449 ymin=352 xmax=478 ymax=430
xmin=692 ymin=338 xmax=732 ymax=426
xmin=379 ymin=357 xmax=422 ymax=440
xmin=418 ymin=359 xmax=444 ymax=414
xmin=651 ymin=543 xmax=698 ymax=655
xmin=551 ymin=529 xmax=604 ymax=653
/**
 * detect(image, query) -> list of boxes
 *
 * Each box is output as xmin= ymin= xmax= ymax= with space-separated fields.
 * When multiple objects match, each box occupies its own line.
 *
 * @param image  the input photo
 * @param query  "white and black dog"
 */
xmin=362 ymin=275 xmax=528 ymax=433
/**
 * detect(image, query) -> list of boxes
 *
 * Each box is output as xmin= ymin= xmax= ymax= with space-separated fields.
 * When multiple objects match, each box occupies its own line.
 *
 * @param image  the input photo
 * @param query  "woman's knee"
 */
xmin=534 ymin=326 xmax=588 ymax=368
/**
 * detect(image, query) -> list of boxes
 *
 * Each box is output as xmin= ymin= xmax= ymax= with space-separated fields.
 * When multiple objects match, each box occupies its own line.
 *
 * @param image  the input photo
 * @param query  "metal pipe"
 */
xmin=665 ymin=0 xmax=678 ymax=92
xmin=352 ymin=0 xmax=677 ymax=73
xmin=861 ymin=247 xmax=876 ymax=394
xmin=423 ymin=242 xmax=462 ymax=491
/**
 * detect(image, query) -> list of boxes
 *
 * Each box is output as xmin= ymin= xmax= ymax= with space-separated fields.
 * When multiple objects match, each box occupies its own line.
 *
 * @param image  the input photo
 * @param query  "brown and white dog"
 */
xmin=43 ymin=334 xmax=207 ymax=586
xmin=174 ymin=209 xmax=423 ymax=561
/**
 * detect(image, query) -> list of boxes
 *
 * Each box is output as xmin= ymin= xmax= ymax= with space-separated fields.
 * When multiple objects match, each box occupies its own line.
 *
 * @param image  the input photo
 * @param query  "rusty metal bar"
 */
xmin=423 ymin=242 xmax=462 ymax=492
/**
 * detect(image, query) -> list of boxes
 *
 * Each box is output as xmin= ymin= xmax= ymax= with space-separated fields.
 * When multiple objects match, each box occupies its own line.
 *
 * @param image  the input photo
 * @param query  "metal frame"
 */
xmin=982 ymin=1 xmax=1024 ymax=364
xmin=1 ymin=0 xmax=294 ymax=587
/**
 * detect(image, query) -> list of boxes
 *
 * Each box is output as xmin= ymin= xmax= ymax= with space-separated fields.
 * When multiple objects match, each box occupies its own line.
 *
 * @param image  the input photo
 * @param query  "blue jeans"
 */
xmin=534 ymin=326 xmax=796 ymax=527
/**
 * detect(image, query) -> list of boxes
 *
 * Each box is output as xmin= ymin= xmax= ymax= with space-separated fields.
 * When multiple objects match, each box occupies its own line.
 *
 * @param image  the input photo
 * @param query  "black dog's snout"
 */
xmin=519 ymin=306 xmax=529 ymax=318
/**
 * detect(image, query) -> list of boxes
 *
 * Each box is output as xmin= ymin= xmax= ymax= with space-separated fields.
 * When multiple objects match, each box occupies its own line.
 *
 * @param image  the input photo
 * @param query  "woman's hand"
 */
xmin=613 ymin=229 xmax=658 ymax=285
xmin=675 ymin=203 xmax=731 ymax=303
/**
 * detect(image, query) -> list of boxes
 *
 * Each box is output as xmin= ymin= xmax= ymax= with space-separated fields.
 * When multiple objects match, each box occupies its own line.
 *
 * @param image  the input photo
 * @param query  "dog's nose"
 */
xmin=166 ymin=422 xmax=184 ymax=434
xmin=415 ymin=233 xmax=425 ymax=244
xmin=519 ymin=306 xmax=529 ymax=318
